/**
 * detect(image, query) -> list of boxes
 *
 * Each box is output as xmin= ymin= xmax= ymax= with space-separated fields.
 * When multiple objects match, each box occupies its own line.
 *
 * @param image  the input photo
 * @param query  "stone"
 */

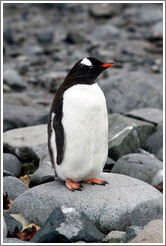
xmin=3 ymin=217 xmax=7 ymax=238
xmin=89 ymin=3 xmax=119 ymax=18
xmin=3 ymin=238 xmax=29 ymax=243
xmin=125 ymin=225 xmax=143 ymax=242
xmin=129 ymin=197 xmax=163 ymax=227
xmin=125 ymin=108 xmax=163 ymax=125
xmin=3 ymin=170 xmax=14 ymax=177
xmin=64 ymin=30 xmax=86 ymax=44
xmin=3 ymin=176 xmax=28 ymax=200
xmin=22 ymin=46 xmax=44 ymax=56
xmin=108 ymin=113 xmax=155 ymax=160
xmin=130 ymin=220 xmax=163 ymax=243
xmin=29 ymin=161 xmax=55 ymax=187
xmin=3 ymin=69 xmax=27 ymax=91
xmin=111 ymin=153 xmax=163 ymax=185
xmin=102 ymin=230 xmax=126 ymax=243
xmin=35 ymin=30 xmax=54 ymax=43
xmin=3 ymin=103 xmax=49 ymax=131
xmin=99 ymin=70 xmax=163 ymax=113
xmin=3 ymin=124 xmax=48 ymax=164
xmin=30 ymin=206 xmax=104 ymax=243
xmin=151 ymin=21 xmax=163 ymax=40
xmin=9 ymin=173 xmax=162 ymax=234
xmin=144 ymin=122 xmax=163 ymax=161
xmin=3 ymin=153 xmax=21 ymax=177
xmin=3 ymin=212 xmax=23 ymax=235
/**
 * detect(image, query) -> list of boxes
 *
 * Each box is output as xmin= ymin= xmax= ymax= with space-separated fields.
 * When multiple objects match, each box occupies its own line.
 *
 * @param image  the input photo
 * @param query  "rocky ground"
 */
xmin=3 ymin=2 xmax=163 ymax=244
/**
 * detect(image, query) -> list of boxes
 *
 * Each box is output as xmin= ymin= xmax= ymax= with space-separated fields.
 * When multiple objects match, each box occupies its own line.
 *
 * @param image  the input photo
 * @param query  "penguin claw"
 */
xmin=85 ymin=178 xmax=108 ymax=186
xmin=66 ymin=178 xmax=83 ymax=191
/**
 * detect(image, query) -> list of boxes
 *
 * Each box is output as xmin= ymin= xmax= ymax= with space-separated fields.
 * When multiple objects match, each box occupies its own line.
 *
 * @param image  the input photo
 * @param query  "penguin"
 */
xmin=48 ymin=57 xmax=114 ymax=191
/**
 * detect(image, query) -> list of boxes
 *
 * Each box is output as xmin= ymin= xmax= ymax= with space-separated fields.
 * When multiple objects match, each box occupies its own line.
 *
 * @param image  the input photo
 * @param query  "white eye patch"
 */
xmin=80 ymin=58 xmax=93 ymax=67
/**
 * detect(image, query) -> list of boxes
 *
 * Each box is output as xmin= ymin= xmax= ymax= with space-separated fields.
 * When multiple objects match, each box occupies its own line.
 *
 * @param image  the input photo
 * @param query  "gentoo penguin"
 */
xmin=48 ymin=57 xmax=114 ymax=191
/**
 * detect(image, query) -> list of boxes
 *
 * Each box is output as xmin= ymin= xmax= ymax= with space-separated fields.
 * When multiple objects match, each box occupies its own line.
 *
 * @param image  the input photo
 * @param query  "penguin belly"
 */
xmin=56 ymin=83 xmax=108 ymax=181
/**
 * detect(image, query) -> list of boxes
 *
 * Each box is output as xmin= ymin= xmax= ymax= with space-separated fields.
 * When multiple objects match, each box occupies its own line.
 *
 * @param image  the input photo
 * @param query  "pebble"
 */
xmin=35 ymin=30 xmax=54 ymax=44
xmin=3 ymin=176 xmax=28 ymax=200
xmin=129 ymin=197 xmax=163 ymax=227
xmin=30 ymin=206 xmax=104 ymax=243
xmin=3 ymin=153 xmax=21 ymax=177
xmin=3 ymin=69 xmax=27 ymax=91
xmin=111 ymin=153 xmax=163 ymax=185
xmin=102 ymin=230 xmax=126 ymax=243
xmin=130 ymin=220 xmax=163 ymax=243
xmin=9 ymin=173 xmax=162 ymax=233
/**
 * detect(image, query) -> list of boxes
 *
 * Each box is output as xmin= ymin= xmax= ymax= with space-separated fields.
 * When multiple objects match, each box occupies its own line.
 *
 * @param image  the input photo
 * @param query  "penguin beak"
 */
xmin=101 ymin=62 xmax=114 ymax=68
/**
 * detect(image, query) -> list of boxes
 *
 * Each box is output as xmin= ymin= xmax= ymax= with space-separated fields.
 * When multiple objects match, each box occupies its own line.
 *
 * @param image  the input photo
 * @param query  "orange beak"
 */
xmin=101 ymin=62 xmax=114 ymax=68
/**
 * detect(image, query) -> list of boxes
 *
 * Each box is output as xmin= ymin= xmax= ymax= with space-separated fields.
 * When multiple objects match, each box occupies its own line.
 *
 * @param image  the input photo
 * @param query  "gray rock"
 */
xmin=29 ymin=161 xmax=55 ymax=187
xmin=3 ymin=153 xmax=21 ymax=177
xmin=111 ymin=153 xmax=163 ymax=185
xmin=103 ymin=157 xmax=115 ymax=172
xmin=9 ymin=173 xmax=162 ymax=233
xmin=3 ymin=212 xmax=23 ymax=234
xmin=99 ymin=70 xmax=163 ymax=113
xmin=3 ymin=176 xmax=27 ymax=200
xmin=102 ymin=230 xmax=126 ymax=243
xmin=125 ymin=225 xmax=144 ymax=243
xmin=3 ymin=124 xmax=48 ymax=164
xmin=22 ymin=45 xmax=44 ymax=56
xmin=129 ymin=197 xmax=163 ymax=227
xmin=3 ymin=217 xmax=7 ymax=238
xmin=3 ymin=69 xmax=27 ymax=91
xmin=3 ymin=238 xmax=29 ymax=243
xmin=125 ymin=108 xmax=163 ymax=125
xmin=3 ymin=170 xmax=14 ymax=177
xmin=130 ymin=220 xmax=163 ymax=243
xmin=144 ymin=122 xmax=163 ymax=161
xmin=151 ymin=21 xmax=163 ymax=39
xmin=89 ymin=3 xmax=116 ymax=18
xmin=35 ymin=30 xmax=54 ymax=43
xmin=64 ymin=30 xmax=86 ymax=44
xmin=108 ymin=113 xmax=155 ymax=160
xmin=3 ymin=103 xmax=49 ymax=132
xmin=30 ymin=206 xmax=104 ymax=243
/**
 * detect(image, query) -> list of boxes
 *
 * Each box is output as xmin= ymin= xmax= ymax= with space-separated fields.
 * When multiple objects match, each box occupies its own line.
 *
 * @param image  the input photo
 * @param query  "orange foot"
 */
xmin=66 ymin=178 xmax=83 ymax=191
xmin=85 ymin=177 xmax=108 ymax=185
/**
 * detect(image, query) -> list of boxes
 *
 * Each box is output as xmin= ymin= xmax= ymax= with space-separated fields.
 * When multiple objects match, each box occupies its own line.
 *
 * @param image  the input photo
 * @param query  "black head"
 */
xmin=66 ymin=57 xmax=114 ymax=81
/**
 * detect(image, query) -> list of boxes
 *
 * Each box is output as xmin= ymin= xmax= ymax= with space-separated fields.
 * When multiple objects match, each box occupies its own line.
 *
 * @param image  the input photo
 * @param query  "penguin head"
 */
xmin=68 ymin=57 xmax=114 ymax=80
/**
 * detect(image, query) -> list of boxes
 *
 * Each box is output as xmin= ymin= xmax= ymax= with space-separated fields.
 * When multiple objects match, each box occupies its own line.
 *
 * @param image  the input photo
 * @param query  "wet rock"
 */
xmin=29 ymin=161 xmax=55 ymax=187
xmin=3 ymin=212 xmax=23 ymax=235
xmin=3 ymin=153 xmax=21 ymax=177
xmin=108 ymin=113 xmax=155 ymax=160
xmin=30 ymin=206 xmax=104 ymax=243
xmin=129 ymin=197 xmax=163 ymax=227
xmin=130 ymin=220 xmax=163 ymax=243
xmin=125 ymin=108 xmax=163 ymax=125
xmin=100 ymin=70 xmax=163 ymax=113
xmin=3 ymin=176 xmax=27 ymax=200
xmin=111 ymin=153 xmax=163 ymax=185
xmin=102 ymin=230 xmax=126 ymax=243
xmin=9 ymin=173 xmax=162 ymax=233
xmin=3 ymin=124 xmax=48 ymax=164
xmin=35 ymin=30 xmax=54 ymax=44
xmin=125 ymin=225 xmax=143 ymax=242
xmin=3 ymin=69 xmax=27 ymax=91
xmin=144 ymin=122 xmax=163 ymax=161
xmin=3 ymin=103 xmax=49 ymax=131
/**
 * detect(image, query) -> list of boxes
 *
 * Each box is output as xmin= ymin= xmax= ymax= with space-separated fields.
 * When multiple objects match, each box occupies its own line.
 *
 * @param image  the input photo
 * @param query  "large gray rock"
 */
xmin=3 ymin=103 xmax=49 ymax=131
xmin=129 ymin=197 xmax=163 ymax=227
xmin=3 ymin=153 xmax=21 ymax=177
xmin=3 ymin=124 xmax=48 ymax=164
xmin=3 ymin=176 xmax=28 ymax=200
xmin=125 ymin=108 xmax=163 ymax=125
xmin=3 ymin=69 xmax=27 ymax=91
xmin=130 ymin=220 xmax=163 ymax=243
xmin=99 ymin=70 xmax=163 ymax=113
xmin=30 ymin=206 xmax=104 ymax=243
xmin=108 ymin=113 xmax=155 ymax=160
xmin=144 ymin=122 xmax=163 ymax=161
xmin=111 ymin=153 xmax=163 ymax=185
xmin=9 ymin=173 xmax=162 ymax=233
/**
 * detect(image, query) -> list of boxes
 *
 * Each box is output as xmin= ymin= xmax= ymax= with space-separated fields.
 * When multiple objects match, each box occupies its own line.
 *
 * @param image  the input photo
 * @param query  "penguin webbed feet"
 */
xmin=85 ymin=177 xmax=108 ymax=186
xmin=66 ymin=178 xmax=84 ymax=191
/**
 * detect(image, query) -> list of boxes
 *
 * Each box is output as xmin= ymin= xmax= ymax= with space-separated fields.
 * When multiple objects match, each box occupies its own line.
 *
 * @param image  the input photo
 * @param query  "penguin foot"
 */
xmin=66 ymin=178 xmax=83 ymax=191
xmin=85 ymin=178 xmax=108 ymax=186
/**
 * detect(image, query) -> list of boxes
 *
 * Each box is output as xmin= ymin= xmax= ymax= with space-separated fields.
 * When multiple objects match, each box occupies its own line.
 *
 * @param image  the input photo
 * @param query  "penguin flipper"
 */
xmin=53 ymin=118 xmax=64 ymax=165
